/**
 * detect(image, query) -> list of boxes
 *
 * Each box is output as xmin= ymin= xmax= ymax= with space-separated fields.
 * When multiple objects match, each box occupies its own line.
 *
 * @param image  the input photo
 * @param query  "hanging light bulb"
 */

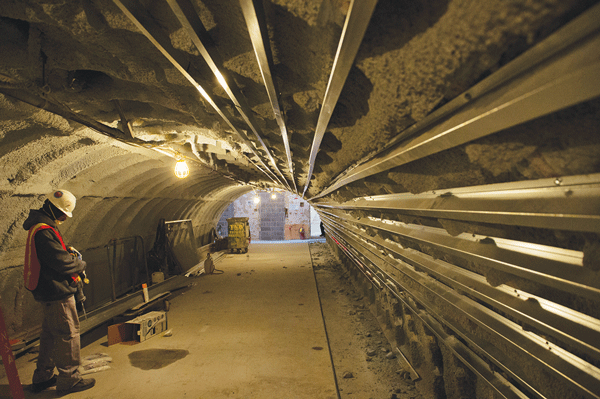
xmin=174 ymin=158 xmax=189 ymax=179
xmin=271 ymin=191 xmax=277 ymax=200
xmin=253 ymin=195 xmax=260 ymax=204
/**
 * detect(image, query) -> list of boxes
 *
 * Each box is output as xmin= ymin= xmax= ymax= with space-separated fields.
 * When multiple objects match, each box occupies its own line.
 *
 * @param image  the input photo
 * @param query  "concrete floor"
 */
xmin=1 ymin=242 xmax=338 ymax=398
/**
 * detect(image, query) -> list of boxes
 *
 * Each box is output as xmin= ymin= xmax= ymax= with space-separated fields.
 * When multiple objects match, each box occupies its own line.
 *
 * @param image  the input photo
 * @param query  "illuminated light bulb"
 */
xmin=174 ymin=160 xmax=190 ymax=178
xmin=253 ymin=196 xmax=260 ymax=204
xmin=271 ymin=192 xmax=277 ymax=200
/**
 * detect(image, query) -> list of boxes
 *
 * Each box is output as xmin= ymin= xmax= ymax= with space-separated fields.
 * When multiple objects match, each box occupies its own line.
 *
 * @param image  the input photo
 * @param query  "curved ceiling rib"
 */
xmin=239 ymin=0 xmax=297 ymax=193
xmin=112 ymin=0 xmax=283 ymax=187
xmin=166 ymin=0 xmax=292 ymax=191
xmin=302 ymin=0 xmax=378 ymax=197
xmin=312 ymin=3 xmax=600 ymax=201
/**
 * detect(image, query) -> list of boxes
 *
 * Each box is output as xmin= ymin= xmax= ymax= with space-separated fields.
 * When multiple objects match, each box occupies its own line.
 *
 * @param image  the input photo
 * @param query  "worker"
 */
xmin=320 ymin=221 xmax=325 ymax=237
xmin=22 ymin=190 xmax=95 ymax=395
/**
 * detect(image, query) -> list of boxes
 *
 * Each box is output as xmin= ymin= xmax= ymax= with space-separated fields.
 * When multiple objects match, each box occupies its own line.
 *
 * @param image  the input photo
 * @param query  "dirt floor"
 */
xmin=309 ymin=241 xmax=421 ymax=399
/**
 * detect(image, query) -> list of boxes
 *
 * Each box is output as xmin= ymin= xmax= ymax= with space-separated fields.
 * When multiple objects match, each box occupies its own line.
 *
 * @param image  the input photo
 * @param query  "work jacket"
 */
xmin=22 ymin=209 xmax=86 ymax=302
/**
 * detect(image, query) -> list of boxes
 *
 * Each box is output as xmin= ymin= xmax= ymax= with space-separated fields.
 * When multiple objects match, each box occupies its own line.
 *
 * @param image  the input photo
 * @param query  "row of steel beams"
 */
xmin=321 ymin=206 xmax=599 ymax=301
xmin=302 ymin=0 xmax=379 ymax=196
xmin=312 ymin=3 xmax=600 ymax=200
xmin=315 ymin=173 xmax=600 ymax=234
xmin=326 ymin=224 xmax=526 ymax=399
xmin=239 ymin=0 xmax=297 ymax=193
xmin=321 ymin=211 xmax=600 ymax=361
xmin=324 ymin=218 xmax=600 ymax=399
xmin=166 ymin=0 xmax=291 ymax=191
xmin=112 ymin=0 xmax=282 ymax=187
xmin=323 ymin=224 xmax=527 ymax=399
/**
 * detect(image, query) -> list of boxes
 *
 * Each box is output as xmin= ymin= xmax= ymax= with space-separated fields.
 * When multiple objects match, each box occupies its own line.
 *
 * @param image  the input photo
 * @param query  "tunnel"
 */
xmin=1 ymin=0 xmax=600 ymax=398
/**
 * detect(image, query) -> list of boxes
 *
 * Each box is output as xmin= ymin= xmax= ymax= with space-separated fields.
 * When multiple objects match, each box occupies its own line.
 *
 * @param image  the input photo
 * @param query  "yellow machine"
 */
xmin=227 ymin=217 xmax=250 ymax=254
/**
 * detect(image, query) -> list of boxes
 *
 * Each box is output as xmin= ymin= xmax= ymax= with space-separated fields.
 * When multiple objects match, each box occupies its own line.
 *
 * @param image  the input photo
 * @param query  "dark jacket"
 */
xmin=23 ymin=209 xmax=86 ymax=302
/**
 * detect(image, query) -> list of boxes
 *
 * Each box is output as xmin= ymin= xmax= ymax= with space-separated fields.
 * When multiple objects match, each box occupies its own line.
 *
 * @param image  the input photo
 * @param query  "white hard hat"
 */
xmin=47 ymin=189 xmax=76 ymax=217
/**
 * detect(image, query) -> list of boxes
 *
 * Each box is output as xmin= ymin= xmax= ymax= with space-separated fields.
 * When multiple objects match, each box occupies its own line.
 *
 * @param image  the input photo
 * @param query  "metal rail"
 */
xmin=167 ymin=0 xmax=291 ymax=191
xmin=315 ymin=173 xmax=600 ymax=233
xmin=239 ymin=0 xmax=297 ymax=193
xmin=112 ymin=0 xmax=282 ymax=186
xmin=321 ymin=212 xmax=600 ymax=361
xmin=325 ymin=220 xmax=600 ymax=399
xmin=302 ymin=0 xmax=378 ymax=196
xmin=325 ymin=226 xmax=528 ymax=399
xmin=321 ymin=206 xmax=599 ymax=300
xmin=312 ymin=3 xmax=600 ymax=200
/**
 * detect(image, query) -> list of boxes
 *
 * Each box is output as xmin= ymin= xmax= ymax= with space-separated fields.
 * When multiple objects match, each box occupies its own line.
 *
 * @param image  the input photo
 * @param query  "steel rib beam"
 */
xmin=311 ymin=4 xmax=600 ymax=200
xmin=315 ymin=174 xmax=600 ymax=233
xmin=323 ymin=213 xmax=600 ymax=362
xmin=302 ymin=0 xmax=378 ymax=196
xmin=329 ymin=224 xmax=600 ymax=399
xmin=112 ymin=0 xmax=280 ymax=185
xmin=239 ymin=0 xmax=297 ymax=193
xmin=167 ymin=0 xmax=291 ymax=191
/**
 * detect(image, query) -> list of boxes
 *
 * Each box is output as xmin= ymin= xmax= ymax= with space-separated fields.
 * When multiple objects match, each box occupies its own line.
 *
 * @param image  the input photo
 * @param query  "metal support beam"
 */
xmin=0 ymin=88 xmax=126 ymax=140
xmin=302 ymin=0 xmax=378 ymax=196
xmin=239 ymin=0 xmax=297 ymax=193
xmin=167 ymin=0 xmax=291 ymax=191
xmin=323 ymin=212 xmax=600 ymax=362
xmin=315 ymin=174 xmax=600 ymax=233
xmin=322 ymin=207 xmax=599 ymax=301
xmin=112 ymin=0 xmax=281 ymax=186
xmin=327 ymin=222 xmax=600 ymax=399
xmin=312 ymin=3 xmax=600 ymax=200
xmin=111 ymin=99 xmax=134 ymax=139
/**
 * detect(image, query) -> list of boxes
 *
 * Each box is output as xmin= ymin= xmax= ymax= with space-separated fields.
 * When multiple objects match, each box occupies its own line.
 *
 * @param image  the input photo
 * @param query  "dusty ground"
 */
xmin=309 ymin=241 xmax=421 ymax=399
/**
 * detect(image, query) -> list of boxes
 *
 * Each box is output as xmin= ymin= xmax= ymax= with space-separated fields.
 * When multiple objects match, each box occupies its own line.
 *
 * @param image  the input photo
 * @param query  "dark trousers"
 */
xmin=33 ymin=295 xmax=82 ymax=390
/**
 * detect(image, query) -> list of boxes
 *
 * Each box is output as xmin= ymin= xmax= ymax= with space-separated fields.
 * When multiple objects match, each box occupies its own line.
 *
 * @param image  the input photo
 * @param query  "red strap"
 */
xmin=24 ymin=224 xmax=67 ymax=290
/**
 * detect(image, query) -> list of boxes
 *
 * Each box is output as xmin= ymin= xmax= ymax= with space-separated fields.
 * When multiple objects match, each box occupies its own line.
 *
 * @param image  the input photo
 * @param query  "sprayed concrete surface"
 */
xmin=0 ymin=243 xmax=337 ymax=399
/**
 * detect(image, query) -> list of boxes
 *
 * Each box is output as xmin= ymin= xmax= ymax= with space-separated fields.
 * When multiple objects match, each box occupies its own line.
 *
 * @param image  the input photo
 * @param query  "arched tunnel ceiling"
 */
xmin=2 ymin=1 xmax=600 ymax=396
xmin=0 ymin=0 xmax=599 ymax=276
xmin=0 ymin=0 xmax=598 ymax=245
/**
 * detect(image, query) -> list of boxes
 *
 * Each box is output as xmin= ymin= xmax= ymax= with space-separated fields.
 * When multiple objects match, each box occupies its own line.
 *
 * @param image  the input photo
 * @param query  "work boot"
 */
xmin=56 ymin=378 xmax=95 ymax=396
xmin=30 ymin=375 xmax=57 ymax=393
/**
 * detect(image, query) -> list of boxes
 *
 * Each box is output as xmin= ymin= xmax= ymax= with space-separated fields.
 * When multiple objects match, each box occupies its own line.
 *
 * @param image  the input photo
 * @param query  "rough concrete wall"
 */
xmin=307 ymin=0 xmax=598 ymax=195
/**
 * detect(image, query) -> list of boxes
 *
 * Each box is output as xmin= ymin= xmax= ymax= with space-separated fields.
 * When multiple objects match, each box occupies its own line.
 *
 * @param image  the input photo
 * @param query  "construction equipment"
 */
xmin=227 ymin=217 xmax=250 ymax=254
